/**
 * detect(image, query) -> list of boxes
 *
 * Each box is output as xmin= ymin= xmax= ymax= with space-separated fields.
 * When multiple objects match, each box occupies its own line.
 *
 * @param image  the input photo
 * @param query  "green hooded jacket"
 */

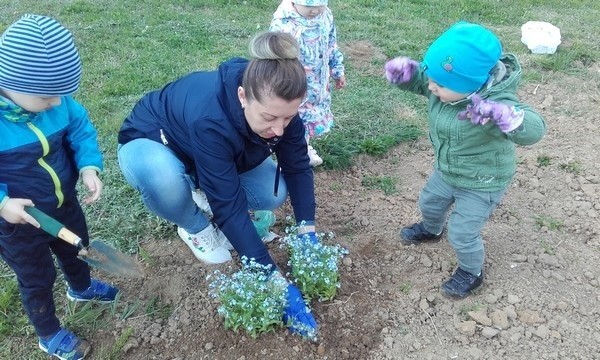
xmin=395 ymin=54 xmax=546 ymax=191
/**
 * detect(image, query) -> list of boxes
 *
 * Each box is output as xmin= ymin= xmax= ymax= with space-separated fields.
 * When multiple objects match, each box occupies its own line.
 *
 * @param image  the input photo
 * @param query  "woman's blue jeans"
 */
xmin=117 ymin=138 xmax=287 ymax=234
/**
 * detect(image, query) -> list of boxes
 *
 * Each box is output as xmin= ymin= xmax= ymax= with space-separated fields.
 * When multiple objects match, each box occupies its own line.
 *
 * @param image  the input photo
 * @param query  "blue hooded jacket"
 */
xmin=0 ymin=96 xmax=102 ymax=213
xmin=119 ymin=58 xmax=315 ymax=266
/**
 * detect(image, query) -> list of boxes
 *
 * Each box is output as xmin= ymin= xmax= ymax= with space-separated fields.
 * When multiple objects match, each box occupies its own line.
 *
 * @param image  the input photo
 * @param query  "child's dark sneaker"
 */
xmin=39 ymin=328 xmax=90 ymax=360
xmin=66 ymin=279 xmax=119 ymax=303
xmin=441 ymin=268 xmax=483 ymax=299
xmin=399 ymin=222 xmax=443 ymax=245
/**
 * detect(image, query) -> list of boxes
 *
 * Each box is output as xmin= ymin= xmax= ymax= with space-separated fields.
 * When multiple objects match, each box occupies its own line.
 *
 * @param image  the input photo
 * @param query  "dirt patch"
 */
xmin=85 ymin=55 xmax=600 ymax=359
xmin=342 ymin=40 xmax=388 ymax=76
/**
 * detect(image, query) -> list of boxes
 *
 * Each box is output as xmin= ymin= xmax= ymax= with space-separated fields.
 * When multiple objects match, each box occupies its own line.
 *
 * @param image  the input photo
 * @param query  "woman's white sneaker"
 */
xmin=216 ymin=226 xmax=234 ymax=251
xmin=307 ymin=145 xmax=323 ymax=167
xmin=177 ymin=225 xmax=232 ymax=264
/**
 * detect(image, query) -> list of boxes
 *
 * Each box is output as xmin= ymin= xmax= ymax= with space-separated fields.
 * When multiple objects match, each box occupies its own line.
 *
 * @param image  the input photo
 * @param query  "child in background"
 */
xmin=0 ymin=14 xmax=118 ymax=359
xmin=385 ymin=21 xmax=546 ymax=298
xmin=270 ymin=0 xmax=346 ymax=166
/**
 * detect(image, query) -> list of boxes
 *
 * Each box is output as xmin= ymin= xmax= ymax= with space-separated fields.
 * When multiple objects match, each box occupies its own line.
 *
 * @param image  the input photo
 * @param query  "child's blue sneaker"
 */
xmin=66 ymin=279 xmax=119 ymax=303
xmin=441 ymin=268 xmax=483 ymax=299
xmin=399 ymin=222 xmax=443 ymax=245
xmin=38 ymin=328 xmax=90 ymax=360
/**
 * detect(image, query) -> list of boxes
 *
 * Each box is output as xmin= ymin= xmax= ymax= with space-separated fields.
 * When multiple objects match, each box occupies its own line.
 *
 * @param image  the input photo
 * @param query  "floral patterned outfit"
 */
xmin=270 ymin=0 xmax=345 ymax=139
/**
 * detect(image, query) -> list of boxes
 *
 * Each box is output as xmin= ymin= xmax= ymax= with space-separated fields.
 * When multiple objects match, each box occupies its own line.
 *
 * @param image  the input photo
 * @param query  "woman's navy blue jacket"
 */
xmin=119 ymin=58 xmax=315 ymax=267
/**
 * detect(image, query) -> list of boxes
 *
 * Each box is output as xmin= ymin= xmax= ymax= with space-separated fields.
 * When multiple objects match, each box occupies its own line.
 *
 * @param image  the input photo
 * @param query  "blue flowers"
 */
xmin=207 ymin=257 xmax=287 ymax=338
xmin=207 ymin=223 xmax=348 ymax=339
xmin=283 ymin=226 xmax=348 ymax=301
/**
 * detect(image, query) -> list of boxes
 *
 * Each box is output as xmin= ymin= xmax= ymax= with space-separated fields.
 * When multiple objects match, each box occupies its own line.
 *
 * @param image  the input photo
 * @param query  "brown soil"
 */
xmin=87 ymin=44 xmax=600 ymax=360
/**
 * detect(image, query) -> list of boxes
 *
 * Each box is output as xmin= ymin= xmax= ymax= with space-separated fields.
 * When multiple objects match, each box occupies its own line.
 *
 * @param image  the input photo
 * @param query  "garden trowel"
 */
xmin=25 ymin=207 xmax=145 ymax=279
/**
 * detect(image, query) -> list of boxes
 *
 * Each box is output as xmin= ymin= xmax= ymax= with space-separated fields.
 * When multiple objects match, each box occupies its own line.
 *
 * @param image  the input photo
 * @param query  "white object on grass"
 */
xmin=521 ymin=21 xmax=561 ymax=54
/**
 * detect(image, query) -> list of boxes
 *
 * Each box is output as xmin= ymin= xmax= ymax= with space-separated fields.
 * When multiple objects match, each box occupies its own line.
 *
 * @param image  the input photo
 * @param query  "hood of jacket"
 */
xmin=272 ymin=0 xmax=330 ymax=28
xmin=479 ymin=53 xmax=521 ymax=100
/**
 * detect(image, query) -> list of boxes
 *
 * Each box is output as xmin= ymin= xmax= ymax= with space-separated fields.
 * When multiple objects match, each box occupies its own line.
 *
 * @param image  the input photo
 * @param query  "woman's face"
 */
xmin=238 ymin=87 xmax=302 ymax=140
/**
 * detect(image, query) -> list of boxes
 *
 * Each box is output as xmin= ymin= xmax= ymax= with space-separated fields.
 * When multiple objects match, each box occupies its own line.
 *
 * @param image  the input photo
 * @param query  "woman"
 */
xmin=117 ymin=31 xmax=318 ymax=336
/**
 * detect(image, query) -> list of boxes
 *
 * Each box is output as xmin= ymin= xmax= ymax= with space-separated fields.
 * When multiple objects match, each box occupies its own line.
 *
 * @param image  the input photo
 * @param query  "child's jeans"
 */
xmin=418 ymin=170 xmax=506 ymax=276
xmin=117 ymin=138 xmax=288 ymax=234
xmin=0 ymin=198 xmax=91 ymax=337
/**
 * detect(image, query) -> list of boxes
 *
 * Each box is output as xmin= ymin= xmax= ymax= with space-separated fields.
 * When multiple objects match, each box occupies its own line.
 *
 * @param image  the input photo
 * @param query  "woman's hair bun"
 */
xmin=249 ymin=31 xmax=299 ymax=61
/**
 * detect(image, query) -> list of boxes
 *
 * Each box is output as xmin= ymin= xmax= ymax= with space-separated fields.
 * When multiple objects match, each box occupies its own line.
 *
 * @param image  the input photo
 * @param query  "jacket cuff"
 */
xmin=79 ymin=166 xmax=102 ymax=175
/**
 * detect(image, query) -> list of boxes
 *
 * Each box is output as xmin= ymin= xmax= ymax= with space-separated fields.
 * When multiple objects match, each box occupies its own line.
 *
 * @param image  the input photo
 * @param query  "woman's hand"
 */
xmin=283 ymin=283 xmax=318 ymax=338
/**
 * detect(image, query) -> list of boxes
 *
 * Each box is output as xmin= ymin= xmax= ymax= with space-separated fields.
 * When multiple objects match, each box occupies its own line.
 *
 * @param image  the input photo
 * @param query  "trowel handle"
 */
xmin=25 ymin=207 xmax=83 ymax=248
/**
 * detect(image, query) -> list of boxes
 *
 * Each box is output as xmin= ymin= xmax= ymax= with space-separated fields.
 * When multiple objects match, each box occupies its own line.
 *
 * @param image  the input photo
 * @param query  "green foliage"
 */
xmin=109 ymin=294 xmax=142 ymax=321
xmin=535 ymin=215 xmax=564 ymax=231
xmin=535 ymin=42 xmax=596 ymax=74
xmin=0 ymin=275 xmax=29 ymax=336
xmin=95 ymin=327 xmax=135 ymax=360
xmin=457 ymin=302 xmax=485 ymax=320
xmin=361 ymin=175 xmax=398 ymax=195
xmin=208 ymin=258 xmax=287 ymax=338
xmin=144 ymin=296 xmax=174 ymax=320
xmin=284 ymin=230 xmax=348 ymax=302
xmin=536 ymin=154 xmax=552 ymax=167
xmin=399 ymin=282 xmax=412 ymax=294
xmin=559 ymin=160 xmax=582 ymax=175
xmin=315 ymin=88 xmax=423 ymax=169
xmin=539 ymin=239 xmax=556 ymax=255
xmin=329 ymin=182 xmax=344 ymax=192
xmin=358 ymin=125 xmax=422 ymax=155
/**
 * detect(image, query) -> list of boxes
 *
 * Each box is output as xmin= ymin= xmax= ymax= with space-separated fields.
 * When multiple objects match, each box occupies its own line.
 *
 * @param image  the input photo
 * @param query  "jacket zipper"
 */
xmin=27 ymin=123 xmax=64 ymax=208
xmin=267 ymin=144 xmax=280 ymax=197
xmin=160 ymin=129 xmax=169 ymax=145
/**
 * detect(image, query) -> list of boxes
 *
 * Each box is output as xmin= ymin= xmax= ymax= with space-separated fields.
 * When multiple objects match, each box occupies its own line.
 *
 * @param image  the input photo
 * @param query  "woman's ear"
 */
xmin=238 ymin=86 xmax=246 ymax=108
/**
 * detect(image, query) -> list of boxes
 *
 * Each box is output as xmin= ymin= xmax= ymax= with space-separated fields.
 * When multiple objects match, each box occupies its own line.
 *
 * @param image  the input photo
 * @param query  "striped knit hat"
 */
xmin=0 ymin=14 xmax=82 ymax=96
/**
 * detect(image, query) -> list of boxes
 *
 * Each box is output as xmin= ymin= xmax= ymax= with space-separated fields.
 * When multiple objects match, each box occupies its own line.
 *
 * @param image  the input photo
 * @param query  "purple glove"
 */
xmin=384 ymin=57 xmax=419 ymax=84
xmin=458 ymin=94 xmax=525 ymax=133
xmin=283 ymin=284 xmax=318 ymax=338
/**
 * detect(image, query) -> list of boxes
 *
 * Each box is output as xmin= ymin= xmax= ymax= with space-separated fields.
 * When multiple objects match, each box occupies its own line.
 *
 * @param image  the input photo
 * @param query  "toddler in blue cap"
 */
xmin=384 ymin=21 xmax=546 ymax=298
xmin=0 ymin=14 xmax=118 ymax=359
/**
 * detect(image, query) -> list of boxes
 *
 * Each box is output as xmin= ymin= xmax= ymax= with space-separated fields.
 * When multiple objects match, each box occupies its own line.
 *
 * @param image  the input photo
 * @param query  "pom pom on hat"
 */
xmin=422 ymin=21 xmax=502 ymax=94
xmin=0 ymin=14 xmax=82 ymax=96
xmin=293 ymin=0 xmax=328 ymax=6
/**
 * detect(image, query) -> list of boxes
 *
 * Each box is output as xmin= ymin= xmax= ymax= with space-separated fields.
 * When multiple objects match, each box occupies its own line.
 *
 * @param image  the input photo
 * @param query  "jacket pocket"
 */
xmin=448 ymin=152 xmax=500 ymax=185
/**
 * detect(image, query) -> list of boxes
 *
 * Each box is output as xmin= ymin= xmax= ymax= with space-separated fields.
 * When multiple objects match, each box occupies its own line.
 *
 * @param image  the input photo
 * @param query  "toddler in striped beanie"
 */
xmin=0 ymin=14 xmax=118 ymax=360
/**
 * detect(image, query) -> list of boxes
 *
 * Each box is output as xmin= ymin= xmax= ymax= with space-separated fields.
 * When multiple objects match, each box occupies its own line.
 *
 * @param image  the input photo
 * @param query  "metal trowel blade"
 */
xmin=79 ymin=240 xmax=145 ymax=279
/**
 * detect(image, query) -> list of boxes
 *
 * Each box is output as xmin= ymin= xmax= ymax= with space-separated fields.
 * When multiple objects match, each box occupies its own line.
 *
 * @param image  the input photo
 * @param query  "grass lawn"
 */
xmin=1 ymin=0 xmax=598 ymax=358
